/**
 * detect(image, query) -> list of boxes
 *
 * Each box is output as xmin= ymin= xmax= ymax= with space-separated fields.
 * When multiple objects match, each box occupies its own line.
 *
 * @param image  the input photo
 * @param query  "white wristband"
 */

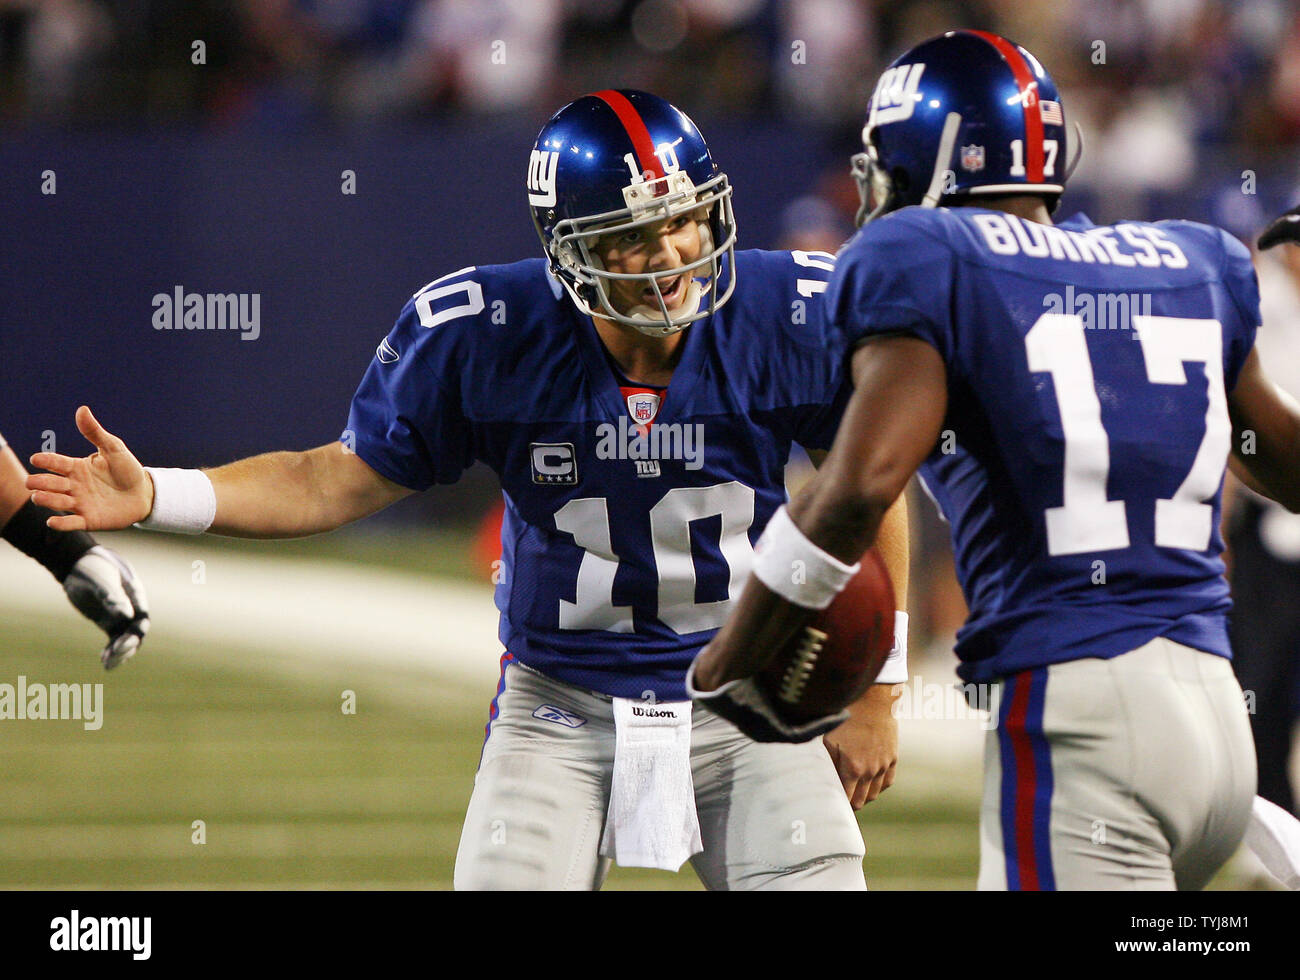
xmin=875 ymin=611 xmax=909 ymax=685
xmin=751 ymin=505 xmax=860 ymax=610
xmin=134 ymin=467 xmax=216 ymax=534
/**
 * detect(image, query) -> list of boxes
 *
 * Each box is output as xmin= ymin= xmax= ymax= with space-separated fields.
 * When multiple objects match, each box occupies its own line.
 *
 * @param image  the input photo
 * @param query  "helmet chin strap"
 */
xmin=854 ymin=110 xmax=962 ymax=227
xmin=920 ymin=112 xmax=963 ymax=208
xmin=1063 ymin=119 xmax=1085 ymax=183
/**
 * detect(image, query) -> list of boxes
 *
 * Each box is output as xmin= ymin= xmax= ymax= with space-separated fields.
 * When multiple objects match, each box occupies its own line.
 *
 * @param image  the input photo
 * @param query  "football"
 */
xmin=756 ymin=548 xmax=896 ymax=724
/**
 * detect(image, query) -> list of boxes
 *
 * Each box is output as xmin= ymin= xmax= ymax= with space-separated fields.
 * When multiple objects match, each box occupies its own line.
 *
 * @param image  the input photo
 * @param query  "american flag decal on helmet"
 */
xmin=1040 ymin=101 xmax=1063 ymax=126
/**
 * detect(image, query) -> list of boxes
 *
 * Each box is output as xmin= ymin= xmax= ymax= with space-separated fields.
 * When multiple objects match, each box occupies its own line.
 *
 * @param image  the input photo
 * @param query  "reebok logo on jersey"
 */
xmin=532 ymin=704 xmax=587 ymax=728
xmin=376 ymin=338 xmax=400 ymax=363
xmin=531 ymin=443 xmax=577 ymax=484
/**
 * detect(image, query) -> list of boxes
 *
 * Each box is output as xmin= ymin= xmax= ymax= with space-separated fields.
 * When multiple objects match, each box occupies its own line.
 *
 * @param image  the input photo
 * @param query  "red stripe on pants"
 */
xmin=1005 ymin=671 xmax=1041 ymax=890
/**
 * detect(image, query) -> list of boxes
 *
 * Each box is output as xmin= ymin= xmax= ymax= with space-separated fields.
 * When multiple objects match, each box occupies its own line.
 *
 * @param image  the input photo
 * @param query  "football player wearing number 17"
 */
xmin=693 ymin=31 xmax=1300 ymax=890
xmin=26 ymin=90 xmax=911 ymax=890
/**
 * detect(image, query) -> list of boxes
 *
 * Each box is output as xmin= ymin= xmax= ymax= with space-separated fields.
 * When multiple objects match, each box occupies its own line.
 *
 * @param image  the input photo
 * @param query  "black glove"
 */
xmin=685 ymin=655 xmax=848 ymax=743
xmin=1258 ymin=205 xmax=1300 ymax=251
xmin=63 ymin=546 xmax=150 ymax=669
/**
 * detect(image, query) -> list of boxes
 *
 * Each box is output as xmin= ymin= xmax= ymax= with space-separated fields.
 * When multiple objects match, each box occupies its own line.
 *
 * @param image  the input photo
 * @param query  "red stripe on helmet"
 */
xmin=967 ymin=31 xmax=1045 ymax=184
xmin=592 ymin=89 xmax=665 ymax=181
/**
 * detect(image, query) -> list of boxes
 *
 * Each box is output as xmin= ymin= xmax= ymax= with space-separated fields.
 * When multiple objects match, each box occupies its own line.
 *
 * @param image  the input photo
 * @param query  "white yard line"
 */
xmin=0 ymin=537 xmax=504 ymax=688
xmin=0 ymin=535 xmax=982 ymax=760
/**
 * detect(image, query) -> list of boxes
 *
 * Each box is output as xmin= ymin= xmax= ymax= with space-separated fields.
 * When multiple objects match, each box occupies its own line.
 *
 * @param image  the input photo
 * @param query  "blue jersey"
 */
xmin=345 ymin=251 xmax=847 ymax=700
xmin=827 ymin=207 xmax=1261 ymax=683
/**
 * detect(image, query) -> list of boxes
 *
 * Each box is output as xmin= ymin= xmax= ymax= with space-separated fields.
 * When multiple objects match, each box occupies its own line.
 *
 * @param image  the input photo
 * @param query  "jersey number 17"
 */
xmin=1027 ymin=313 xmax=1231 ymax=556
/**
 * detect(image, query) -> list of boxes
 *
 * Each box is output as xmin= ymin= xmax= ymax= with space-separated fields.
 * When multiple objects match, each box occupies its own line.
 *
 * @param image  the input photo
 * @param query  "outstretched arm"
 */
xmin=27 ymin=406 xmax=413 ymax=538
xmin=203 ymin=442 xmax=413 ymax=538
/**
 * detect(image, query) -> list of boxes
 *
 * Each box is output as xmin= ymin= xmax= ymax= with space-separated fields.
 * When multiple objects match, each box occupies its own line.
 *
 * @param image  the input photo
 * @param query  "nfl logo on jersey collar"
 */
xmin=625 ymin=390 xmax=663 ymax=478
xmin=627 ymin=392 xmax=661 ymax=425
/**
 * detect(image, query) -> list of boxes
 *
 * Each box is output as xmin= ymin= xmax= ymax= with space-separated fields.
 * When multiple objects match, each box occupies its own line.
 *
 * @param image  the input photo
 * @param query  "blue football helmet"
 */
xmin=528 ymin=89 xmax=737 ymax=337
xmin=853 ymin=30 xmax=1082 ymax=226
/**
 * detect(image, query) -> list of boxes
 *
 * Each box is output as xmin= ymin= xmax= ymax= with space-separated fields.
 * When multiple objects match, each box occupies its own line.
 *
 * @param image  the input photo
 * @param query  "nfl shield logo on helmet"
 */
xmin=627 ymin=393 xmax=661 ymax=424
xmin=960 ymin=144 xmax=986 ymax=172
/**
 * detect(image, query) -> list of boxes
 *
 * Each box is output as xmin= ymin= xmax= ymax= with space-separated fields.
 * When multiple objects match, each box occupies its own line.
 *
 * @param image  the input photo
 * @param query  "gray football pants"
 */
xmin=454 ymin=660 xmax=867 ymax=890
xmin=978 ymin=637 xmax=1256 ymax=890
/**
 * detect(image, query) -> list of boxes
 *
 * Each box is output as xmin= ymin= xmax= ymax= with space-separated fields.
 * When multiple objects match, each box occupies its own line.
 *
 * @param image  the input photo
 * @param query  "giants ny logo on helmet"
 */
xmin=527 ymin=150 xmax=559 ymax=208
xmin=867 ymin=63 xmax=925 ymax=127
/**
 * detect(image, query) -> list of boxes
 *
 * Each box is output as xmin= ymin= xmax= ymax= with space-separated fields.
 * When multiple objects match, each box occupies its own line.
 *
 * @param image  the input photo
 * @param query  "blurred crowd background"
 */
xmin=7 ymin=0 xmax=1300 ymax=227
xmin=4 ymin=0 xmax=1300 ymax=724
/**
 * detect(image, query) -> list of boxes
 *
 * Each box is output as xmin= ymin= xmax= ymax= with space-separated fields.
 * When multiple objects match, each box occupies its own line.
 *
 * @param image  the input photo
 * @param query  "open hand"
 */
xmin=26 ymin=406 xmax=152 ymax=532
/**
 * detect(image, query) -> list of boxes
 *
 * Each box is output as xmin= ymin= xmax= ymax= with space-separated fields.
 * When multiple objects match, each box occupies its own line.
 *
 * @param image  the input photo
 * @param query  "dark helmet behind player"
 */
xmin=853 ymin=30 xmax=1083 ymax=226
xmin=528 ymin=89 xmax=737 ymax=337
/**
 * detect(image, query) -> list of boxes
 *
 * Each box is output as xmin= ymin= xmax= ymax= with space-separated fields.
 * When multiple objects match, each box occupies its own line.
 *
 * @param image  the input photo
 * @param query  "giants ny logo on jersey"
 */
xmin=527 ymin=150 xmax=559 ymax=207
xmin=531 ymin=442 xmax=577 ymax=484
xmin=868 ymin=63 xmax=925 ymax=127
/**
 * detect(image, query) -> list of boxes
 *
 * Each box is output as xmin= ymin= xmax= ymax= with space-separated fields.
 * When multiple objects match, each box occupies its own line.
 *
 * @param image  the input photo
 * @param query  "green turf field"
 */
xmin=0 ymin=610 xmax=980 ymax=889
xmin=0 ymin=530 xmax=1272 ymax=890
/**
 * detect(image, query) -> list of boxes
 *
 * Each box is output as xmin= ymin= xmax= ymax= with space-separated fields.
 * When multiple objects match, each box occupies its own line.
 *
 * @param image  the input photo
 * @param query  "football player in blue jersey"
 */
xmin=26 ymin=90 xmax=911 ymax=889
xmin=692 ymin=31 xmax=1300 ymax=890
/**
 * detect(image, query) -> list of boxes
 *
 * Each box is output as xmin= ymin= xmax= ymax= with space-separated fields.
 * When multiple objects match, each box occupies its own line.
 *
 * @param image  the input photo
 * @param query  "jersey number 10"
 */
xmin=554 ymin=482 xmax=755 ymax=635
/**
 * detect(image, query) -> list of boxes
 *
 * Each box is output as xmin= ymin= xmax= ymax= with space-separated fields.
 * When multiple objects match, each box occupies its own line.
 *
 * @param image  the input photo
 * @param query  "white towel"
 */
xmin=599 ymin=698 xmax=702 ymax=871
xmin=1245 ymin=794 xmax=1300 ymax=890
